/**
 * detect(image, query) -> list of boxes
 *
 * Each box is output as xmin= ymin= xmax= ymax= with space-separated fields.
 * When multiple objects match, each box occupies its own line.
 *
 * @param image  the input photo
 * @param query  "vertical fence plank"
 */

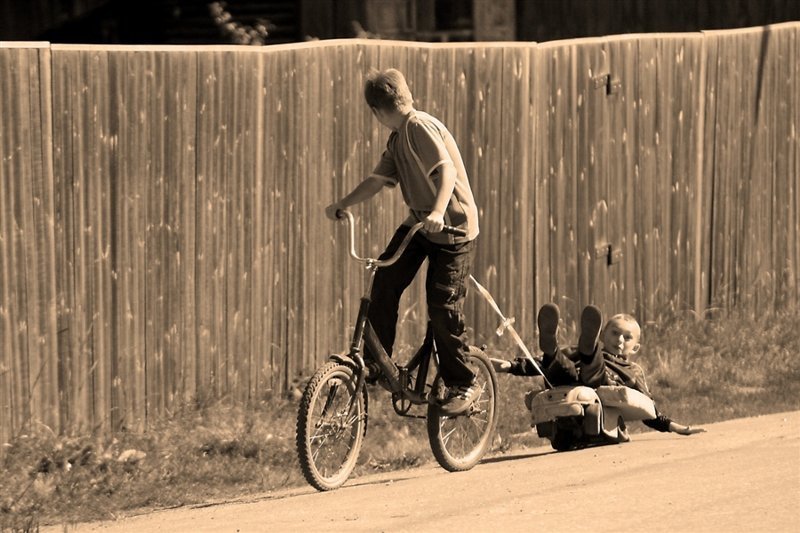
xmin=1 ymin=45 xmax=32 ymax=443
xmin=292 ymin=47 xmax=310 ymax=384
xmin=33 ymin=45 xmax=59 ymax=434
xmin=605 ymin=35 xmax=638 ymax=315
xmin=218 ymin=49 xmax=256 ymax=404
xmin=0 ymin=47 xmax=12 ymax=446
xmin=261 ymin=48 xmax=282 ymax=392
xmin=196 ymin=48 xmax=232 ymax=400
xmin=250 ymin=50 xmax=267 ymax=399
xmin=311 ymin=44 xmax=336 ymax=371
xmin=581 ymin=41 xmax=610 ymax=314
xmin=532 ymin=42 xmax=551 ymax=317
xmin=176 ymin=50 xmax=198 ymax=407
xmin=88 ymin=48 xmax=114 ymax=433
xmin=499 ymin=45 xmax=535 ymax=340
xmin=471 ymin=45 xmax=506 ymax=334
xmin=13 ymin=47 xmax=35 ymax=436
xmin=122 ymin=48 xmax=148 ymax=429
xmin=50 ymin=47 xmax=76 ymax=435
xmin=66 ymin=49 xmax=92 ymax=433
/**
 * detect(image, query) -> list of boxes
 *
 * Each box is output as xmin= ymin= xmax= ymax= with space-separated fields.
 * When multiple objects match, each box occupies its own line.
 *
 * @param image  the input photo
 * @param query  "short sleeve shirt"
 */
xmin=370 ymin=111 xmax=479 ymax=245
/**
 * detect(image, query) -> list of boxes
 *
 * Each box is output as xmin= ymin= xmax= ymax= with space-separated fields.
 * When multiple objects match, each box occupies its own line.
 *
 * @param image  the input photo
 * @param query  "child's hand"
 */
xmin=490 ymin=358 xmax=512 ymax=373
xmin=671 ymin=423 xmax=706 ymax=436
xmin=325 ymin=202 xmax=344 ymax=220
xmin=422 ymin=211 xmax=445 ymax=233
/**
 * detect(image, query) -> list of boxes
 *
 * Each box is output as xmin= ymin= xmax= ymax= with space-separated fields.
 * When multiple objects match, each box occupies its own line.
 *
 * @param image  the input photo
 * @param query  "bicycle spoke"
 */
xmin=440 ymin=423 xmax=459 ymax=444
xmin=319 ymin=382 xmax=341 ymax=418
xmin=311 ymin=433 xmax=330 ymax=461
xmin=309 ymin=429 xmax=333 ymax=442
xmin=345 ymin=412 xmax=362 ymax=426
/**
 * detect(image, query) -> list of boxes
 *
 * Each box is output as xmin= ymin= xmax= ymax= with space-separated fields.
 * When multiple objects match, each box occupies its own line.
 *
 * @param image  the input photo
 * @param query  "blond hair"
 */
xmin=363 ymin=68 xmax=413 ymax=111
xmin=604 ymin=313 xmax=642 ymax=341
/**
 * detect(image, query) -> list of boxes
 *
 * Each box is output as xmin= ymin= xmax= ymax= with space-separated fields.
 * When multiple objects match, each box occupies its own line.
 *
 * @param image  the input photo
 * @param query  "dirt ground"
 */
xmin=57 ymin=411 xmax=799 ymax=532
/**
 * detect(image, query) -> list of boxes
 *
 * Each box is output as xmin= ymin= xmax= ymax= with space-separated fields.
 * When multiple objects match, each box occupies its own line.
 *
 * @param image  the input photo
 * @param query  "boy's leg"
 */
xmin=578 ymin=304 xmax=603 ymax=356
xmin=537 ymin=303 xmax=560 ymax=356
xmin=425 ymin=239 xmax=476 ymax=390
xmin=535 ymin=303 xmax=582 ymax=385
xmin=367 ymin=226 xmax=427 ymax=359
xmin=574 ymin=305 xmax=605 ymax=387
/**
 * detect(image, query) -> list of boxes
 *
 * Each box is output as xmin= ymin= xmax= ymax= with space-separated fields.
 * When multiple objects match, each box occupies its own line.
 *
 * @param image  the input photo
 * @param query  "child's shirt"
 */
xmin=578 ymin=350 xmax=652 ymax=398
xmin=369 ymin=110 xmax=479 ymax=245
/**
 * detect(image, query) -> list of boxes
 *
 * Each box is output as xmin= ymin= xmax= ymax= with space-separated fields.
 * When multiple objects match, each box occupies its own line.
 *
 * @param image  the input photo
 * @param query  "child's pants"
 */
xmin=366 ymin=225 xmax=476 ymax=387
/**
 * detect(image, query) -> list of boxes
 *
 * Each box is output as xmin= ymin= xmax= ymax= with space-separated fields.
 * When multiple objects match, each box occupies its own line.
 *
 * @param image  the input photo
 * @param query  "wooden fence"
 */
xmin=1 ymin=23 xmax=798 ymax=442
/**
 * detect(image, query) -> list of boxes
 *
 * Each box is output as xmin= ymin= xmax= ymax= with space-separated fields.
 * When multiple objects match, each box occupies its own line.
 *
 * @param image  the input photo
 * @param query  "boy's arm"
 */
xmin=325 ymin=177 xmax=387 ymax=219
xmin=423 ymin=163 xmax=456 ymax=233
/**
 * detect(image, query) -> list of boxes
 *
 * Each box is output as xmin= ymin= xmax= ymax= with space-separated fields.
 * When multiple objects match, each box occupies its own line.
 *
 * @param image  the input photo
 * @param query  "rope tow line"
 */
xmin=469 ymin=275 xmax=553 ymax=389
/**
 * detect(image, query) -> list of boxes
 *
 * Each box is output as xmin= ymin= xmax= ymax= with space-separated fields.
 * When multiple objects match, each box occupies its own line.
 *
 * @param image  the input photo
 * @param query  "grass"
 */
xmin=2 ymin=307 xmax=799 ymax=531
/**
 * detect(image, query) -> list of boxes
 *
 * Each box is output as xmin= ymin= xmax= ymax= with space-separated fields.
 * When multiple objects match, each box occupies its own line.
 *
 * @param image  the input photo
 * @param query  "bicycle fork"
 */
xmin=341 ymin=262 xmax=381 ymax=421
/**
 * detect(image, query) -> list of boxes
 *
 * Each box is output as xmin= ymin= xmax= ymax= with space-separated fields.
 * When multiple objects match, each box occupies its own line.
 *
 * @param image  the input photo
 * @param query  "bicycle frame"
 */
xmin=331 ymin=211 xmax=464 ymax=416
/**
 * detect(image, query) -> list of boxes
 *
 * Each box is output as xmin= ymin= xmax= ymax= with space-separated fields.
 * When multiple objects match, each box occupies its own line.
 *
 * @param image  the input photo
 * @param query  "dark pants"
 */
xmin=367 ymin=225 xmax=476 ymax=387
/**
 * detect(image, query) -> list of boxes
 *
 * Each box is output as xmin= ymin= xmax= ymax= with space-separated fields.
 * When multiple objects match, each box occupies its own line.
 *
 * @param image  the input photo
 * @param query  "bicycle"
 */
xmin=296 ymin=210 xmax=499 ymax=491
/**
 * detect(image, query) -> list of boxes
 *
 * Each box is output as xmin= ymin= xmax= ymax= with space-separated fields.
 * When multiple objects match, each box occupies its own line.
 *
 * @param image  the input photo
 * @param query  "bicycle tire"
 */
xmin=426 ymin=351 xmax=498 ymax=472
xmin=296 ymin=361 xmax=368 ymax=491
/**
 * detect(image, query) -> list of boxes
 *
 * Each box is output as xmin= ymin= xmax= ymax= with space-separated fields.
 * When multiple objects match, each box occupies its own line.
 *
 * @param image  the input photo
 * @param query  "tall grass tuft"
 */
xmin=1 ymin=307 xmax=798 ymax=529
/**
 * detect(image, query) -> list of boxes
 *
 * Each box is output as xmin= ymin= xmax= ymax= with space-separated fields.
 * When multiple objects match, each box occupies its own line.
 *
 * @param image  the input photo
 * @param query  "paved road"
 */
xmin=65 ymin=411 xmax=799 ymax=532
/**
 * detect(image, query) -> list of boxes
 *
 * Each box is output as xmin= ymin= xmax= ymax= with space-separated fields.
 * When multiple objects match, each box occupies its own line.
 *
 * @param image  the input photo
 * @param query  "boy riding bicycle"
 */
xmin=325 ymin=68 xmax=480 ymax=415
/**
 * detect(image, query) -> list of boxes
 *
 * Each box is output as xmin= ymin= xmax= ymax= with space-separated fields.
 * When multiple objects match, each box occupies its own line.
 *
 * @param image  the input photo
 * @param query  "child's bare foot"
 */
xmin=537 ymin=303 xmax=560 ymax=356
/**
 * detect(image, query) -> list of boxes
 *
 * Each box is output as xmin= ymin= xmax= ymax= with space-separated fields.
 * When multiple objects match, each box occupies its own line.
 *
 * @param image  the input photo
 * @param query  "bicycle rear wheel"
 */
xmin=296 ymin=361 xmax=368 ymax=491
xmin=426 ymin=351 xmax=498 ymax=472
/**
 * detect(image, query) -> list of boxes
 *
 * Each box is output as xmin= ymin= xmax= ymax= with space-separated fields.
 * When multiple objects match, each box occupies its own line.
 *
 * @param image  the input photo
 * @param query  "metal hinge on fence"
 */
xmin=592 ymin=73 xmax=621 ymax=95
xmin=595 ymin=243 xmax=623 ymax=265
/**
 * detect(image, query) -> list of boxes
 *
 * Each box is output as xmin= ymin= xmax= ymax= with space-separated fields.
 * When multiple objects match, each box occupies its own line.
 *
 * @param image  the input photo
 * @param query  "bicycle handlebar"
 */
xmin=335 ymin=210 xmax=467 ymax=268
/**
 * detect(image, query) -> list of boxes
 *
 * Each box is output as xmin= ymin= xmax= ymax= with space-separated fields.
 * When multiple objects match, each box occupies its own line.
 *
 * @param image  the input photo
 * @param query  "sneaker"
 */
xmin=439 ymin=382 xmax=480 ymax=416
xmin=578 ymin=305 xmax=603 ymax=356
xmin=537 ymin=303 xmax=560 ymax=356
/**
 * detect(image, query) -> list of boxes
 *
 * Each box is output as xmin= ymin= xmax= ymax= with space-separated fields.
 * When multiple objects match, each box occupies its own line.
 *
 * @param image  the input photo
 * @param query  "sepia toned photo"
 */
xmin=1 ymin=1 xmax=799 ymax=531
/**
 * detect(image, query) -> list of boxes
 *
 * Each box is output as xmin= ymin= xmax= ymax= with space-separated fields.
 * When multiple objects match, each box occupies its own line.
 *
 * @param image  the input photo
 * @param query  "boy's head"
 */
xmin=363 ymin=68 xmax=413 ymax=114
xmin=600 ymin=314 xmax=641 ymax=358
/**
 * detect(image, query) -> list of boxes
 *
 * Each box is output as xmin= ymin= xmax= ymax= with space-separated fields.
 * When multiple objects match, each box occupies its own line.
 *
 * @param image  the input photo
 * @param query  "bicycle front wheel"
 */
xmin=426 ymin=351 xmax=498 ymax=472
xmin=296 ymin=361 xmax=368 ymax=491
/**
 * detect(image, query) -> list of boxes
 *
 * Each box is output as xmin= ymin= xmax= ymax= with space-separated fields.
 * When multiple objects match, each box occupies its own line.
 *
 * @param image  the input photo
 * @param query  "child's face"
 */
xmin=601 ymin=318 xmax=641 ymax=357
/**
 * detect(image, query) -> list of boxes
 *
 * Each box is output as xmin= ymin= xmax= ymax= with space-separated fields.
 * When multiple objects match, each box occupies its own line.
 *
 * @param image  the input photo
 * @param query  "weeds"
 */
xmin=1 ymin=308 xmax=798 ymax=530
